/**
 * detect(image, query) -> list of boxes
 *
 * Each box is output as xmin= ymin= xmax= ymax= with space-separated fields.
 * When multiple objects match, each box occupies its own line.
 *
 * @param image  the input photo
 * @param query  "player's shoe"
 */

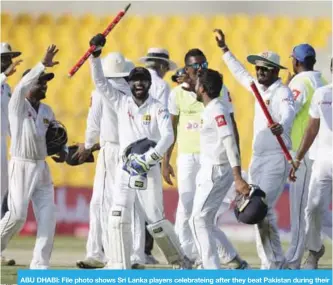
xmin=302 ymin=245 xmax=325 ymax=269
xmin=178 ymin=255 xmax=193 ymax=269
xmin=76 ymin=257 xmax=106 ymax=269
xmin=145 ymin=254 xmax=159 ymax=264
xmin=1 ymin=256 xmax=16 ymax=266
xmin=225 ymin=256 xmax=251 ymax=269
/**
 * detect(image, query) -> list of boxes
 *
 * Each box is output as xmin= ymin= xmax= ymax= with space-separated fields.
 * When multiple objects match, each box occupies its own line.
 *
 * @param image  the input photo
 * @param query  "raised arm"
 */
xmin=1 ymin=59 xmax=23 ymax=85
xmin=214 ymin=29 xmax=254 ymax=92
xmin=89 ymin=34 xmax=123 ymax=108
xmin=85 ymin=90 xmax=103 ymax=150
xmin=9 ymin=45 xmax=58 ymax=115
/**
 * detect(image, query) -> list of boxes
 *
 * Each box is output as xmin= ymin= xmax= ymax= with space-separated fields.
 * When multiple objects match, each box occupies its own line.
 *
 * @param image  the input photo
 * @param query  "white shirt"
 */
xmin=90 ymin=57 xmax=174 ymax=156
xmin=289 ymin=71 xmax=326 ymax=160
xmin=148 ymin=68 xmax=170 ymax=108
xmin=200 ymin=98 xmax=233 ymax=165
xmin=223 ymin=51 xmax=295 ymax=155
xmin=85 ymin=78 xmax=131 ymax=149
xmin=1 ymin=73 xmax=11 ymax=138
xmin=9 ymin=62 xmax=55 ymax=160
xmin=309 ymin=83 xmax=332 ymax=159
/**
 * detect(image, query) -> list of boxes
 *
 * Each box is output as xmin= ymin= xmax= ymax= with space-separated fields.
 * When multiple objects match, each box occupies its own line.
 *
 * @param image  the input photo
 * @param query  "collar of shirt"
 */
xmin=204 ymin=97 xmax=219 ymax=111
xmin=260 ymin=78 xmax=283 ymax=100
xmin=127 ymin=94 xmax=153 ymax=109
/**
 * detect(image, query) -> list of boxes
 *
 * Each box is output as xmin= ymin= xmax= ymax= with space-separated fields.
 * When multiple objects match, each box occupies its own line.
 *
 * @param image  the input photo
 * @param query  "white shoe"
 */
xmin=303 ymin=245 xmax=325 ymax=269
xmin=76 ymin=257 xmax=106 ymax=269
xmin=145 ymin=254 xmax=159 ymax=264
xmin=1 ymin=256 xmax=15 ymax=266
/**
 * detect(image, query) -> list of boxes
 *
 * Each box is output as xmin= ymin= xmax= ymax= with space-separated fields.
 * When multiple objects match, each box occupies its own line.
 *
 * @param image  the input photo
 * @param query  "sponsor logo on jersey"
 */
xmin=215 ymin=115 xmax=227 ymax=127
xmin=43 ymin=118 xmax=50 ymax=125
xmin=185 ymin=120 xmax=200 ymax=130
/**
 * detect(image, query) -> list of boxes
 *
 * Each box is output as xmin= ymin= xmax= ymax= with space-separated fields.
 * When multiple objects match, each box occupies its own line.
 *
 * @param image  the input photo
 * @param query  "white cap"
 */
xmin=139 ymin=47 xmax=177 ymax=71
xmin=102 ymin=52 xmax=134 ymax=78
xmin=0 ymin=43 xmax=21 ymax=58
xmin=247 ymin=51 xmax=287 ymax=70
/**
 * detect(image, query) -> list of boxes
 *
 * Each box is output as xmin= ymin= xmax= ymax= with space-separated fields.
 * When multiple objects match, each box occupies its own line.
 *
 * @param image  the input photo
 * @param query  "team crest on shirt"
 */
xmin=265 ymin=99 xmax=270 ymax=106
xmin=43 ymin=118 xmax=50 ymax=125
xmin=215 ymin=115 xmax=227 ymax=127
xmin=142 ymin=114 xmax=151 ymax=125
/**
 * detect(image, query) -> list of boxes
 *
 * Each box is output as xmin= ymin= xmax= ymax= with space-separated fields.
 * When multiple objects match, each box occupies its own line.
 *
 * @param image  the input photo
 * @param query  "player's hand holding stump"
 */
xmin=42 ymin=45 xmax=59 ymax=67
xmin=89 ymin=34 xmax=106 ymax=58
xmin=73 ymin=143 xmax=93 ymax=164
xmin=268 ymin=122 xmax=284 ymax=136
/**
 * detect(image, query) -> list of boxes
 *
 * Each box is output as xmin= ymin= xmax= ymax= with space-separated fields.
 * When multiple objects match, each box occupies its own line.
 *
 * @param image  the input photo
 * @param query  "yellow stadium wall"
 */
xmin=1 ymin=13 xmax=332 ymax=189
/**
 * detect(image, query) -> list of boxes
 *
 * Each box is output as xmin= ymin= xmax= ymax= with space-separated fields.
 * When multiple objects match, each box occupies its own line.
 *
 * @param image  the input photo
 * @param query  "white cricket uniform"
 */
xmin=131 ymin=68 xmax=171 ymax=264
xmin=168 ymin=84 xmax=234 ymax=262
xmin=1 ymin=73 xmax=11 ymax=209
xmin=0 ymin=62 xmax=56 ymax=269
xmin=305 ymin=84 xmax=332 ymax=252
xmin=189 ymin=98 xmax=239 ymax=269
xmin=148 ymin=68 xmax=170 ymax=108
xmin=84 ymin=79 xmax=128 ymax=263
xmin=223 ymin=51 xmax=295 ymax=269
xmin=286 ymin=71 xmax=327 ymax=268
xmin=90 ymin=57 xmax=185 ymax=269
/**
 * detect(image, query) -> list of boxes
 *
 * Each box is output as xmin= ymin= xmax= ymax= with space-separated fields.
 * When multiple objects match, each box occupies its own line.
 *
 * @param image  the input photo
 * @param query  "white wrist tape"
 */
xmin=223 ymin=135 xmax=240 ymax=168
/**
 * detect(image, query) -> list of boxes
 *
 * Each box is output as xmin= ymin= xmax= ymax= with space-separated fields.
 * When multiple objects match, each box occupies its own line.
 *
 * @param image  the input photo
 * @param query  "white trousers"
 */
xmin=107 ymin=164 xmax=166 ymax=269
xmin=286 ymin=153 xmax=332 ymax=268
xmin=86 ymin=143 xmax=119 ymax=262
xmin=1 ymin=137 xmax=8 ymax=209
xmin=305 ymin=158 xmax=332 ymax=252
xmin=190 ymin=163 xmax=238 ymax=269
xmin=174 ymin=153 xmax=200 ymax=260
xmin=0 ymin=158 xmax=56 ymax=269
xmin=249 ymin=153 xmax=288 ymax=269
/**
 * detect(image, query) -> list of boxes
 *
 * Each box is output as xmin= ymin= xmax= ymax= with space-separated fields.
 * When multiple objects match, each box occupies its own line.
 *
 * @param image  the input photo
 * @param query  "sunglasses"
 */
xmin=187 ymin=61 xmax=208 ymax=70
xmin=255 ymin=65 xmax=273 ymax=72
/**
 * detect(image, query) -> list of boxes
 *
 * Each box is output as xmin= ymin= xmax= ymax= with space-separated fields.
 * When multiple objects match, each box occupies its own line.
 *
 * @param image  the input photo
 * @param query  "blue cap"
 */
xmin=292 ymin=44 xmax=316 ymax=62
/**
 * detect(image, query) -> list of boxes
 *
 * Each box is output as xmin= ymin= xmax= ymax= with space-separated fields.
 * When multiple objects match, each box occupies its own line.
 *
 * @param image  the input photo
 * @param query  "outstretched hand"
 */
xmin=213 ymin=29 xmax=227 ymax=49
xmin=4 ymin=59 xmax=23 ymax=77
xmin=42 ymin=45 xmax=59 ymax=67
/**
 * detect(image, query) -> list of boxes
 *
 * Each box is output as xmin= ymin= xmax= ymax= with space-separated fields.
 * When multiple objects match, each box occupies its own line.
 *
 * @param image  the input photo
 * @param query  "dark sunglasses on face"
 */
xmin=187 ymin=61 xmax=208 ymax=70
xmin=255 ymin=65 xmax=273 ymax=72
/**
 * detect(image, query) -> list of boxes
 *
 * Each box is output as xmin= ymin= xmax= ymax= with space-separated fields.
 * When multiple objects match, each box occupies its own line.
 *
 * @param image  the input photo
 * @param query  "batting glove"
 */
xmin=89 ymin=33 xmax=106 ymax=57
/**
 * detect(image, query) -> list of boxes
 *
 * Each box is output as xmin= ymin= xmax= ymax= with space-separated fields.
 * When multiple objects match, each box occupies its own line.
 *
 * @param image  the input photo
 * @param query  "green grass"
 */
xmin=1 ymin=236 xmax=332 ymax=285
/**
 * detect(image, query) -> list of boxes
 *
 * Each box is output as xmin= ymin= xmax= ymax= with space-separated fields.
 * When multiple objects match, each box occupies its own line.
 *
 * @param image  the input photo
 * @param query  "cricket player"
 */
xmin=0 ymin=43 xmax=22 ymax=266
xmin=137 ymin=48 xmax=177 ymax=264
xmin=75 ymin=52 xmax=134 ymax=269
xmin=0 ymin=45 xmax=66 ymax=269
xmin=163 ymin=48 xmax=240 ymax=265
xmin=285 ymin=44 xmax=328 ymax=269
xmin=215 ymin=29 xmax=295 ymax=269
xmin=189 ymin=68 xmax=250 ymax=269
xmin=139 ymin=48 xmax=177 ymax=107
xmin=289 ymin=58 xmax=332 ymax=269
xmin=89 ymin=34 xmax=190 ymax=269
